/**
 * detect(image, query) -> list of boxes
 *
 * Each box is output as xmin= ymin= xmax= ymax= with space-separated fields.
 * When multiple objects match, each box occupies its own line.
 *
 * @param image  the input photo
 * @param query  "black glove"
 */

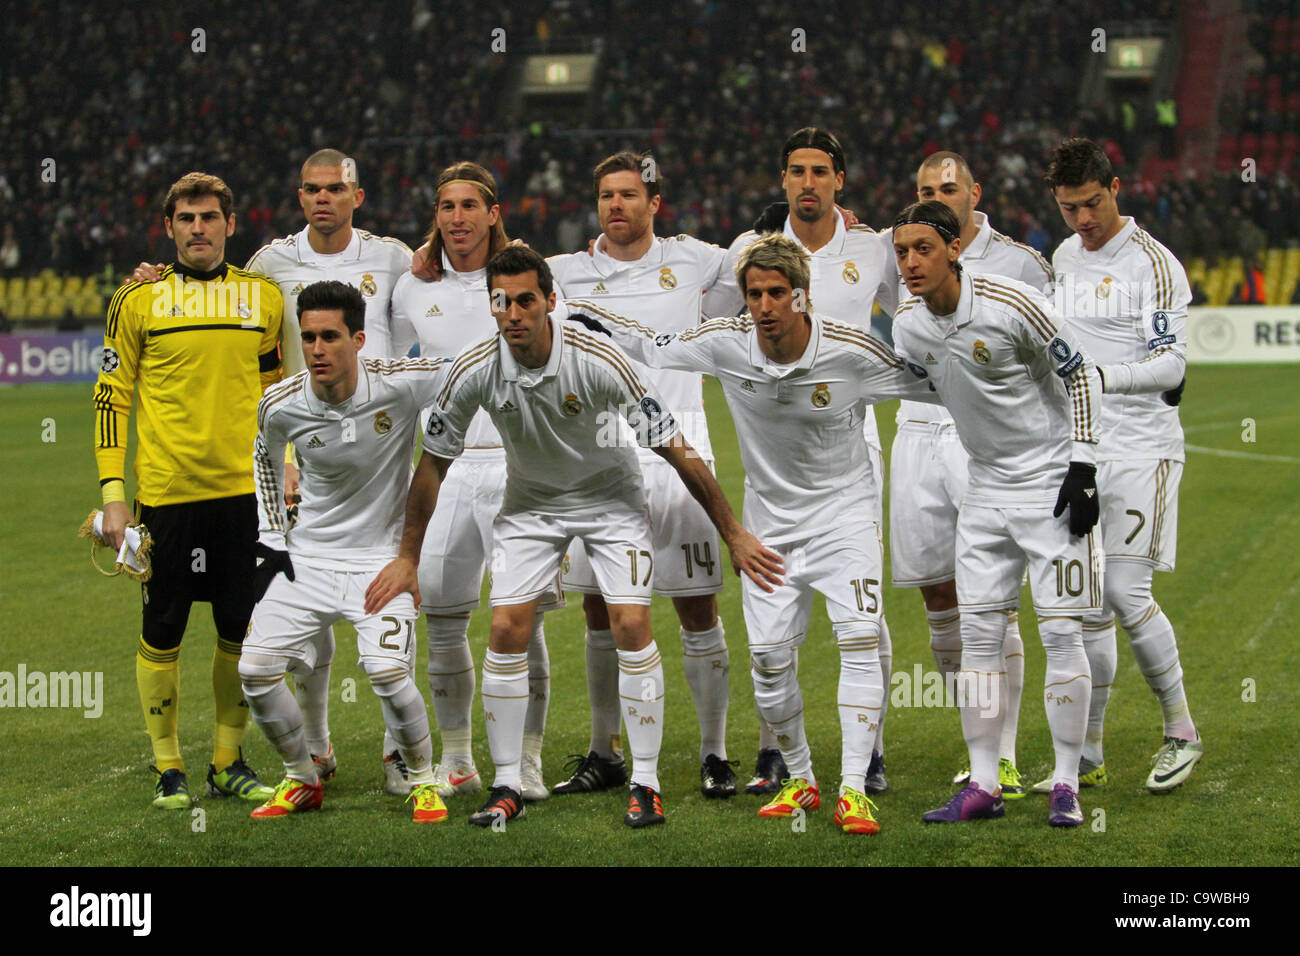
xmin=752 ymin=201 xmax=790 ymax=234
xmin=253 ymin=541 xmax=295 ymax=603
xmin=1053 ymin=462 xmax=1099 ymax=537
xmin=567 ymin=310 xmax=612 ymax=337
xmin=1161 ymin=375 xmax=1186 ymax=407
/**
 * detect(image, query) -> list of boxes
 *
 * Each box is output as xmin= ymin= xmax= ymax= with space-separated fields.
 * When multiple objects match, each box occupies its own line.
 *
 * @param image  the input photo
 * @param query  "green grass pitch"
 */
xmin=1 ymin=367 xmax=1297 ymax=867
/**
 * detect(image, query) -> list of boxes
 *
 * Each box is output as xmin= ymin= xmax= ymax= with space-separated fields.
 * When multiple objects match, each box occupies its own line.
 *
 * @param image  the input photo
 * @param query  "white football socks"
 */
xmin=681 ymin=621 xmax=729 ymax=760
xmin=426 ymin=613 xmax=475 ymax=762
xmin=364 ymin=657 xmax=434 ymax=784
xmin=296 ymin=627 xmax=334 ymax=758
xmin=618 ymin=642 xmax=664 ymax=792
xmin=524 ymin=611 xmax=550 ymax=756
xmin=240 ymin=653 xmax=316 ymax=783
xmin=958 ymin=609 xmax=1006 ymax=793
xmin=1000 ymin=611 xmax=1024 ymax=765
xmin=482 ymin=649 xmax=528 ymax=792
xmin=872 ymin=616 xmax=892 ymax=759
xmin=837 ymin=629 xmax=882 ymax=796
xmin=585 ymin=627 xmax=622 ymax=758
xmin=1081 ymin=615 xmax=1118 ymax=768
xmin=1038 ymin=616 xmax=1092 ymax=790
xmin=752 ymin=645 xmax=812 ymax=782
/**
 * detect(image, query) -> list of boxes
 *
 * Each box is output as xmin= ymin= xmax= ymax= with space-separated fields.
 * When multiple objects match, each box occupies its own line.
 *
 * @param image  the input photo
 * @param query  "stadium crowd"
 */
xmin=2 ymin=0 xmax=1294 ymax=283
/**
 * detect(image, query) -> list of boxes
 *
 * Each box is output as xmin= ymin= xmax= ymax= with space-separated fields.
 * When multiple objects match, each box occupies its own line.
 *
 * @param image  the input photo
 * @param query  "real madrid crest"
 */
xmin=811 ymin=383 xmax=831 ymax=407
xmin=1095 ymin=277 xmax=1113 ymax=299
xmin=842 ymin=261 xmax=860 ymax=284
xmin=374 ymin=411 xmax=393 ymax=434
xmin=562 ymin=393 xmax=583 ymax=416
xmin=659 ymin=267 xmax=677 ymax=290
xmin=360 ymin=273 xmax=378 ymax=297
xmin=973 ymin=339 xmax=991 ymax=365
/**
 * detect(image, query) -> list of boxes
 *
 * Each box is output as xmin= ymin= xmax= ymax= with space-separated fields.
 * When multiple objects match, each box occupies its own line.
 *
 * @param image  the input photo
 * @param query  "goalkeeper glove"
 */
xmin=253 ymin=541 xmax=295 ymax=603
xmin=752 ymin=201 xmax=790 ymax=233
xmin=567 ymin=310 xmax=612 ymax=337
xmin=1161 ymin=375 xmax=1186 ymax=407
xmin=1053 ymin=462 xmax=1099 ymax=537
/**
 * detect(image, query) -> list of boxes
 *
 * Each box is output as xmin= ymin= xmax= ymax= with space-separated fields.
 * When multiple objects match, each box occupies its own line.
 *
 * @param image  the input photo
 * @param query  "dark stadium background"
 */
xmin=1 ymin=0 xmax=1295 ymax=324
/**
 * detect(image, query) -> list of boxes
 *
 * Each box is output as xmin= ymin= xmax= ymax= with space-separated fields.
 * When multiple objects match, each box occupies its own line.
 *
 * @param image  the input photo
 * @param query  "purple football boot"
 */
xmin=922 ymin=785 xmax=1005 ymax=823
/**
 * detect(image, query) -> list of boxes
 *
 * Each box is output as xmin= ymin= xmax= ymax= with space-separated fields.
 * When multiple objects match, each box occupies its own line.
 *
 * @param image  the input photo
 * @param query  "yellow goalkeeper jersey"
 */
xmin=93 ymin=262 xmax=283 ymax=505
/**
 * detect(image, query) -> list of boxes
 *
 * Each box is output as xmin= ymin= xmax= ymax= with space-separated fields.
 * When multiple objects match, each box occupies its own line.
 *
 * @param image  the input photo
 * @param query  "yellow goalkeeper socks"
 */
xmin=212 ymin=638 xmax=249 ymax=769
xmin=136 ymin=637 xmax=182 ymax=772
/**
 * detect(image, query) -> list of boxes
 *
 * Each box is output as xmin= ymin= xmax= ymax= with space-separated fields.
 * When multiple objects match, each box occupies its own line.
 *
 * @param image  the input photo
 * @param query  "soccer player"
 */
xmin=93 ymin=172 xmax=283 ymax=809
xmin=389 ymin=161 xmax=561 ymax=803
xmin=245 ymin=149 xmax=415 ymax=793
xmin=890 ymin=151 xmax=1055 ymax=798
xmin=1044 ymin=137 xmax=1202 ymax=793
xmin=547 ymin=151 xmax=743 ymax=798
xmin=240 ymin=281 xmax=447 ymax=822
xmin=568 ymin=233 xmax=940 ymax=835
xmin=132 ymin=152 xmax=415 ymax=791
xmin=889 ymin=201 xmax=1102 ymax=828
xmin=716 ymin=128 xmax=900 ymax=794
xmin=401 ymin=245 xmax=778 ymax=828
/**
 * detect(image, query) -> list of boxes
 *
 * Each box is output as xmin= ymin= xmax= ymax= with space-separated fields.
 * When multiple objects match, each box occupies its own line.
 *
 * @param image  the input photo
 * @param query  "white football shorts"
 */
xmin=563 ymin=457 xmax=722 ymax=598
xmin=492 ymin=501 xmax=655 ymax=607
xmin=956 ymin=504 xmax=1104 ymax=616
xmin=889 ymin=421 xmax=970 ymax=587
xmin=1097 ymin=458 xmax=1181 ymax=571
xmin=743 ymin=519 xmax=885 ymax=651
xmin=418 ymin=450 xmax=562 ymax=614
xmin=245 ymin=559 xmax=418 ymax=668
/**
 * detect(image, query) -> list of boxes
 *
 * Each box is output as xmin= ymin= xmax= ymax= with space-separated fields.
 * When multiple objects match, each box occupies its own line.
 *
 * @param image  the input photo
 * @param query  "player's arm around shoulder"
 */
xmin=826 ymin=316 xmax=939 ymax=405
xmin=565 ymin=299 xmax=724 ymax=373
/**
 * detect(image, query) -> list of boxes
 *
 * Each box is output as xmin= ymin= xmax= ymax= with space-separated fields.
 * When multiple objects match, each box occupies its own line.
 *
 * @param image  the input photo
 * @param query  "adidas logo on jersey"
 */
xmin=425 ymin=304 xmax=442 ymax=317
xmin=590 ymin=282 xmax=609 ymax=294
xmin=498 ymin=400 xmax=518 ymax=413
xmin=924 ymin=352 xmax=938 ymax=364
xmin=306 ymin=435 xmax=325 ymax=448
xmin=742 ymin=380 xmax=756 ymax=392
xmin=290 ymin=283 xmax=305 ymax=295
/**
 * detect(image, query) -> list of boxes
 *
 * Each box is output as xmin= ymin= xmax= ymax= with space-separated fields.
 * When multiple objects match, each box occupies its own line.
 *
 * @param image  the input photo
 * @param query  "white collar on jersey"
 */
xmin=303 ymin=358 xmax=374 ymax=416
xmin=499 ymin=313 xmax=563 ymax=386
xmin=441 ymin=249 xmax=487 ymax=286
xmin=916 ymin=270 xmax=976 ymax=333
xmin=782 ymin=206 xmax=847 ymax=257
xmin=591 ymin=232 xmax=660 ymax=273
xmin=747 ymin=312 xmax=823 ymax=374
xmin=295 ymin=224 xmax=363 ymax=264
xmin=962 ymin=211 xmax=994 ymax=260
xmin=1080 ymin=216 xmax=1138 ymax=261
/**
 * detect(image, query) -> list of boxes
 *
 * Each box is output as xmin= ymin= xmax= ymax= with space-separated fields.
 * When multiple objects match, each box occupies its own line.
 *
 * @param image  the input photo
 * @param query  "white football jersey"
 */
xmin=896 ymin=211 xmax=1055 ymax=427
xmin=573 ymin=303 xmax=939 ymax=545
xmin=423 ymin=316 xmax=679 ymax=516
xmin=717 ymin=214 xmax=898 ymax=452
xmin=549 ymin=233 xmax=729 ymax=461
xmin=246 ymin=226 xmax=413 ymax=373
xmin=254 ymin=358 xmax=446 ymax=569
xmin=891 ymin=271 xmax=1102 ymax=507
xmin=390 ymin=255 xmax=503 ymax=452
xmin=1051 ymin=217 xmax=1189 ymax=463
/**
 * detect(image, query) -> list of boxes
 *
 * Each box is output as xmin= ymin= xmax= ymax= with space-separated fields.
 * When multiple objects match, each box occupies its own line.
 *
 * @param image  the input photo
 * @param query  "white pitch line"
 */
xmin=1185 ymin=444 xmax=1300 ymax=464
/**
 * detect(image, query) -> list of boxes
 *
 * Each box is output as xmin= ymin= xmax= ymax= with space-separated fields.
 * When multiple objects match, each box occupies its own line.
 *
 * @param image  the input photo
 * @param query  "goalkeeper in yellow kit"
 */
xmin=93 ymin=172 xmax=284 ymax=809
